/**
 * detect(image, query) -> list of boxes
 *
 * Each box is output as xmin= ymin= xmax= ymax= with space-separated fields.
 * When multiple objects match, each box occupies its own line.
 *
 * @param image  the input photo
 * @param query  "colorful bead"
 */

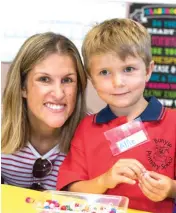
xmin=110 ymin=207 xmax=117 ymax=213
xmin=54 ymin=202 xmax=60 ymax=207
xmin=43 ymin=201 xmax=49 ymax=207
xmin=49 ymin=203 xmax=55 ymax=209
xmin=25 ymin=197 xmax=34 ymax=203
xmin=60 ymin=205 xmax=67 ymax=210
xmin=46 ymin=200 xmax=52 ymax=204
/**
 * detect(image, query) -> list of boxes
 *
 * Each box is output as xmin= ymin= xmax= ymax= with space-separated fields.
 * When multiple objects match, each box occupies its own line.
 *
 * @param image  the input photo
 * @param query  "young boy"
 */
xmin=57 ymin=19 xmax=176 ymax=213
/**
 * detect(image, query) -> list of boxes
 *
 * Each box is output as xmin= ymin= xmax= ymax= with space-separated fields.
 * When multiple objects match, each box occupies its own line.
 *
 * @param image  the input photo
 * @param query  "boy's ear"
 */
xmin=146 ymin=60 xmax=154 ymax=82
xmin=21 ymin=86 xmax=27 ymax=98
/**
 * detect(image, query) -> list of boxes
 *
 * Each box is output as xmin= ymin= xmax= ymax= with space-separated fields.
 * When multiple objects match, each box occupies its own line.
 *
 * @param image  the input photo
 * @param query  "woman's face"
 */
xmin=22 ymin=53 xmax=78 ymax=131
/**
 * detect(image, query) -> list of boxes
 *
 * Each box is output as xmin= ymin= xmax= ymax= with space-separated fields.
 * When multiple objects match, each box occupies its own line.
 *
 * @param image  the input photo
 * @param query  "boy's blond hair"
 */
xmin=82 ymin=18 xmax=152 ymax=73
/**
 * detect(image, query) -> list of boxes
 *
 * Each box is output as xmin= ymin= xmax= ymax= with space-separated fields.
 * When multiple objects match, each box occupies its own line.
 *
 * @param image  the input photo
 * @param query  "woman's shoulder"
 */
xmin=1 ymin=144 xmax=33 ymax=159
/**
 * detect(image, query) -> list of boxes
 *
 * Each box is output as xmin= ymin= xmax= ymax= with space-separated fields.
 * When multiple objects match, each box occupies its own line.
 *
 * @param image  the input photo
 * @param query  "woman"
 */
xmin=1 ymin=32 xmax=87 ymax=190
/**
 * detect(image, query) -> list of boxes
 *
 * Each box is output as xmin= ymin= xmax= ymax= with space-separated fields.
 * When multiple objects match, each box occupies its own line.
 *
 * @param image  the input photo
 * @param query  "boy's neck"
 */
xmin=110 ymin=97 xmax=148 ymax=121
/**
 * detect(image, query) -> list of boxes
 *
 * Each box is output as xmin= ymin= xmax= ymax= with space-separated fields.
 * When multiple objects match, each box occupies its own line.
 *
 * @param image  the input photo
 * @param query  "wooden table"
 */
xmin=1 ymin=184 xmax=150 ymax=213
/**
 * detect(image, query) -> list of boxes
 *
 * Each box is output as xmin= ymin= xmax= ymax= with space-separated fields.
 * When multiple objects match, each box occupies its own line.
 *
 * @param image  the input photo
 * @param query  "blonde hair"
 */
xmin=2 ymin=32 xmax=87 ymax=154
xmin=82 ymin=18 xmax=152 ymax=73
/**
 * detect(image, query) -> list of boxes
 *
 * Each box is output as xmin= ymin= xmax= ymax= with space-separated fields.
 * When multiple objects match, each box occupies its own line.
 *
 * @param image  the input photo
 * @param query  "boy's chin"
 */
xmin=110 ymin=101 xmax=133 ymax=109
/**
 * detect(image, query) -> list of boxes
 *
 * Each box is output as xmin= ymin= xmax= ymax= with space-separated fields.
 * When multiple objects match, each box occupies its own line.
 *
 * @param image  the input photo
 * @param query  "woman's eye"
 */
xmin=39 ymin=76 xmax=50 ymax=82
xmin=99 ymin=70 xmax=110 ymax=76
xmin=61 ymin=77 xmax=73 ymax=83
xmin=124 ymin=67 xmax=135 ymax=73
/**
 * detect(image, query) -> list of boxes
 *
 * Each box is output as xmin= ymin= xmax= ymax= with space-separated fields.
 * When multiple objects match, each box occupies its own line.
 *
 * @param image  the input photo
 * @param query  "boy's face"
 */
xmin=89 ymin=52 xmax=153 ymax=112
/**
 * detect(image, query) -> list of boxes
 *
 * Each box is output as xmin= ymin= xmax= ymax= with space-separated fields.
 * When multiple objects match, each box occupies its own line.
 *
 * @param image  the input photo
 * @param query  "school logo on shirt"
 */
xmin=146 ymin=138 xmax=172 ymax=171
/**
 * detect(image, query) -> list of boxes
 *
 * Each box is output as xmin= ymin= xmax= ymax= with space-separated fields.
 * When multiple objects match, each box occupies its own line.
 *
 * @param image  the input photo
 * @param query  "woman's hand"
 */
xmin=99 ymin=159 xmax=146 ymax=189
xmin=138 ymin=171 xmax=176 ymax=201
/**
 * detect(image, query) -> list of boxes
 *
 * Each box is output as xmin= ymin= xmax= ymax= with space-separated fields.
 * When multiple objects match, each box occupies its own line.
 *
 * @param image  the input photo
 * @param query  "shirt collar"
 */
xmin=95 ymin=96 xmax=165 ymax=124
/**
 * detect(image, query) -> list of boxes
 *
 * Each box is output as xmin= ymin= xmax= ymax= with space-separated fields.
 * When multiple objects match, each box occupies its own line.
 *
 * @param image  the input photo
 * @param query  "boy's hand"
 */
xmin=99 ymin=159 xmax=146 ymax=189
xmin=138 ymin=171 xmax=175 ymax=201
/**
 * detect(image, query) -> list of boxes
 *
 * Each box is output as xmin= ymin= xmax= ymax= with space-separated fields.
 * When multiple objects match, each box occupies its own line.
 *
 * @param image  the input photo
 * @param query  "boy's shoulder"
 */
xmin=160 ymin=107 xmax=176 ymax=127
xmin=73 ymin=113 xmax=97 ymax=138
xmin=165 ymin=107 xmax=176 ymax=113
xmin=77 ymin=111 xmax=103 ymax=130
xmin=81 ymin=113 xmax=96 ymax=125
xmin=164 ymin=107 xmax=176 ymax=119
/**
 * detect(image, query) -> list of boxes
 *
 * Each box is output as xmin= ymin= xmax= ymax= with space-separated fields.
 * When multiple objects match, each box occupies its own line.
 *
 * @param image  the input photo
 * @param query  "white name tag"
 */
xmin=104 ymin=118 xmax=150 ymax=156
xmin=117 ymin=130 xmax=147 ymax=152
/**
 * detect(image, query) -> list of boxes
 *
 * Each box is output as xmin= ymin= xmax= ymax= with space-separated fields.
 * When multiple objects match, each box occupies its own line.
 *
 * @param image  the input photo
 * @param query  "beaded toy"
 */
xmin=26 ymin=196 xmax=125 ymax=213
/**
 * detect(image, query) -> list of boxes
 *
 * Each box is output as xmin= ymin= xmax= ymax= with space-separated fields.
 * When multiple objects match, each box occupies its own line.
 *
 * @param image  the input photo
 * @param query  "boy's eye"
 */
xmin=61 ymin=77 xmax=73 ymax=83
xmin=39 ymin=76 xmax=50 ymax=82
xmin=99 ymin=70 xmax=110 ymax=76
xmin=124 ymin=67 xmax=135 ymax=73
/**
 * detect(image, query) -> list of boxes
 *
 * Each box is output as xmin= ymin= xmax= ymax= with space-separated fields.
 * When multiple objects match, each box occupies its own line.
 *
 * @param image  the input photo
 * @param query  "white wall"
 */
xmin=1 ymin=0 xmax=175 ymax=112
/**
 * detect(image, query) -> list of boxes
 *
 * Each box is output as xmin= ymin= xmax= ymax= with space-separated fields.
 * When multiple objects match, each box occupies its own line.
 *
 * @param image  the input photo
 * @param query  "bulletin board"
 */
xmin=129 ymin=3 xmax=176 ymax=108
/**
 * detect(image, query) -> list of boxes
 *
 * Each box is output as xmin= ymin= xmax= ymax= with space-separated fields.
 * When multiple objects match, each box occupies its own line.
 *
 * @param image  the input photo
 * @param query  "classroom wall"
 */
xmin=1 ymin=63 xmax=9 ymax=94
xmin=1 ymin=0 xmax=175 ymax=111
xmin=2 ymin=0 xmax=126 ymax=113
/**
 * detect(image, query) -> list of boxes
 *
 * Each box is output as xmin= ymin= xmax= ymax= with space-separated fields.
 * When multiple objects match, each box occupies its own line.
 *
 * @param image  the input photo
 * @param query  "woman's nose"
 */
xmin=51 ymin=83 xmax=65 ymax=99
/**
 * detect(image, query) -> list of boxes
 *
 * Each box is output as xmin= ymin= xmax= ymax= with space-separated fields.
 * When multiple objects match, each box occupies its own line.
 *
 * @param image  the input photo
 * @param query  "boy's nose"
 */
xmin=113 ymin=74 xmax=125 ymax=87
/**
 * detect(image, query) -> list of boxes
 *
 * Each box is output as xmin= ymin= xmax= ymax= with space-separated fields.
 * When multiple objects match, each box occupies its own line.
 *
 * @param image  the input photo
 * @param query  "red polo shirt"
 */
xmin=57 ymin=97 xmax=176 ymax=213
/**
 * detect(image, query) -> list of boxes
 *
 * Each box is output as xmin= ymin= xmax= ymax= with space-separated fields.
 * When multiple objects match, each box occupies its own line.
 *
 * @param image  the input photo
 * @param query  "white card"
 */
xmin=117 ymin=130 xmax=147 ymax=152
